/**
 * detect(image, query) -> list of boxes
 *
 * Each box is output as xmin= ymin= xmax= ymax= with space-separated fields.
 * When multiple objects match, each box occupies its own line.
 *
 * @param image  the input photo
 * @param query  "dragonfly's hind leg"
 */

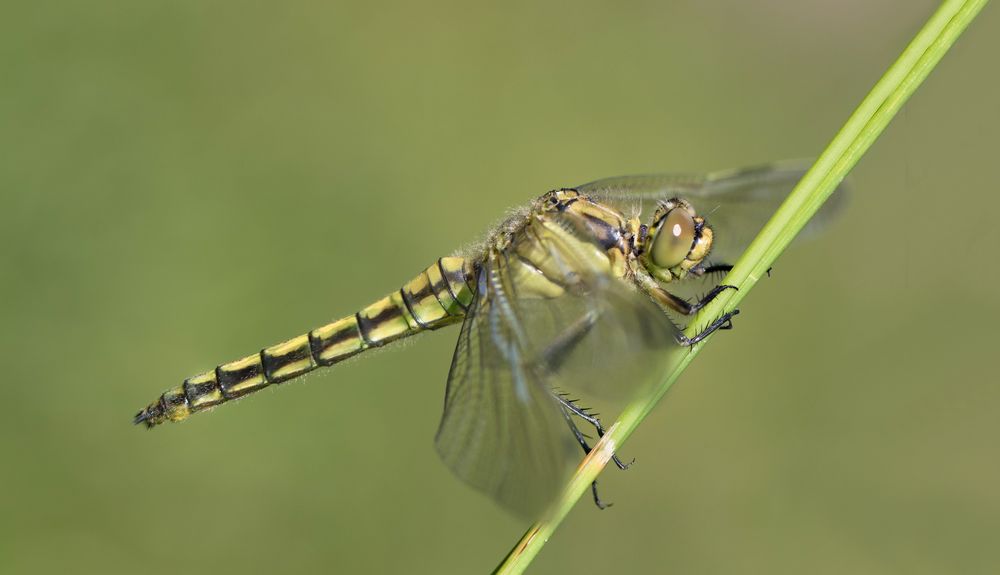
xmin=590 ymin=481 xmax=612 ymax=510
xmin=554 ymin=393 xmax=633 ymax=470
xmin=556 ymin=399 xmax=614 ymax=510
xmin=537 ymin=312 xmax=600 ymax=373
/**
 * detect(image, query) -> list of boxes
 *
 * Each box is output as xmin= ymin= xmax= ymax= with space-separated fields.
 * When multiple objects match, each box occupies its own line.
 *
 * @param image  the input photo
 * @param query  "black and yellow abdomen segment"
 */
xmin=134 ymin=257 xmax=476 ymax=427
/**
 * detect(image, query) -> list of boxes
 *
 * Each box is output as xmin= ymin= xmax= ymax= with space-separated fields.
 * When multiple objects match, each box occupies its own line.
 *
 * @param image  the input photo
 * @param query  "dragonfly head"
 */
xmin=638 ymin=198 xmax=713 ymax=283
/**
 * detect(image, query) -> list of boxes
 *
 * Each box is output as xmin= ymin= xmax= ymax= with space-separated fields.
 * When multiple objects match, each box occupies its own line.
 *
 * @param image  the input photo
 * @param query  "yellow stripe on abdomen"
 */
xmin=134 ymin=257 xmax=476 ymax=427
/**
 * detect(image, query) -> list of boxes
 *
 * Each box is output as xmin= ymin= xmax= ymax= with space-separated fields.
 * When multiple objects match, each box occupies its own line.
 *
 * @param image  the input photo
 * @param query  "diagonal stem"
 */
xmin=494 ymin=0 xmax=989 ymax=572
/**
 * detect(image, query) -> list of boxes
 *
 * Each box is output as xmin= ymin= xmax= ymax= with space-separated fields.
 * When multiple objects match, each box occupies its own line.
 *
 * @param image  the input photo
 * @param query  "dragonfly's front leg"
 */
xmin=690 ymin=262 xmax=733 ymax=278
xmin=648 ymin=283 xmax=737 ymax=316
xmin=692 ymin=262 xmax=773 ymax=279
xmin=675 ymin=309 xmax=740 ymax=347
xmin=634 ymin=259 xmax=737 ymax=317
xmin=634 ymin=271 xmax=740 ymax=346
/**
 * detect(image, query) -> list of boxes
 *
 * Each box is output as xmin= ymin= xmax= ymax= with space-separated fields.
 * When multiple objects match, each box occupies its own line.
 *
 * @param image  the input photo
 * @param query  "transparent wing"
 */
xmin=578 ymin=160 xmax=848 ymax=265
xmin=435 ymin=213 xmax=678 ymax=518
xmin=435 ymin=263 xmax=577 ymax=518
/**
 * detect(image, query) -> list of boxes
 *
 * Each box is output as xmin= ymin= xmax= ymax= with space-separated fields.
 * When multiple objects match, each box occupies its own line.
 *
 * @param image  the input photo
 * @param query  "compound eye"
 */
xmin=650 ymin=208 xmax=695 ymax=268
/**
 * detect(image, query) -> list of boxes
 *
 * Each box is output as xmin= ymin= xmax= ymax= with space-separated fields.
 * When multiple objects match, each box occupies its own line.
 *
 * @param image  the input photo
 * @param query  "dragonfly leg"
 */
xmin=648 ymin=283 xmax=738 ymax=316
xmin=537 ymin=311 xmax=599 ymax=372
xmin=554 ymin=392 xmax=633 ymax=470
xmin=676 ymin=309 xmax=741 ymax=347
xmin=691 ymin=262 xmax=733 ymax=278
xmin=591 ymin=480 xmax=612 ymax=510
xmin=693 ymin=262 xmax=774 ymax=278
xmin=557 ymin=402 xmax=614 ymax=510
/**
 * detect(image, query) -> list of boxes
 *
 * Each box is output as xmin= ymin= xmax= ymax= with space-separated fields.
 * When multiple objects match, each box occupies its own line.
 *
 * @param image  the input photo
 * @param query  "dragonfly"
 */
xmin=135 ymin=161 xmax=843 ymax=518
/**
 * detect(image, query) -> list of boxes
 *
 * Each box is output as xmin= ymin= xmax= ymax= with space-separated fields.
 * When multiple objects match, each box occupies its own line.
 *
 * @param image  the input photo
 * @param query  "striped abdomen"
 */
xmin=134 ymin=257 xmax=476 ymax=427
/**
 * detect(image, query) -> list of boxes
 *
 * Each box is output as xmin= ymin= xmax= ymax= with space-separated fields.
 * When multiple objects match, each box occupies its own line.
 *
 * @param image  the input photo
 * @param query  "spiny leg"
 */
xmin=691 ymin=263 xmax=733 ymax=278
xmin=649 ymin=283 xmax=738 ymax=316
xmin=635 ymin=270 xmax=740 ymax=346
xmin=676 ymin=309 xmax=740 ymax=347
xmin=538 ymin=309 xmax=633 ymax=509
xmin=693 ymin=262 xmax=773 ymax=278
xmin=535 ymin=312 xmax=632 ymax=469
xmin=536 ymin=314 xmax=631 ymax=465
xmin=590 ymin=481 xmax=611 ymax=511
xmin=537 ymin=310 xmax=599 ymax=372
xmin=554 ymin=392 xmax=632 ymax=471
xmin=557 ymin=402 xmax=612 ymax=510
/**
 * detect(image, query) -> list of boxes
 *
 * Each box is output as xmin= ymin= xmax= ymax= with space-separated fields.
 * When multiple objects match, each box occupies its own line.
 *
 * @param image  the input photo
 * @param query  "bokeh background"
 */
xmin=2 ymin=1 xmax=998 ymax=573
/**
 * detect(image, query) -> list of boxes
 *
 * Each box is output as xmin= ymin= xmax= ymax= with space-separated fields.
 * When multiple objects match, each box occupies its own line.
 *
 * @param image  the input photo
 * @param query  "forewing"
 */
xmin=578 ymin=160 xmax=848 ymax=265
xmin=435 ymin=211 xmax=679 ymax=518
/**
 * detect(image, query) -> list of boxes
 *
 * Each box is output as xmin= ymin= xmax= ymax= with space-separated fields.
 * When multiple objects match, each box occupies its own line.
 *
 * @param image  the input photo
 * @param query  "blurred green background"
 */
xmin=2 ymin=1 xmax=998 ymax=573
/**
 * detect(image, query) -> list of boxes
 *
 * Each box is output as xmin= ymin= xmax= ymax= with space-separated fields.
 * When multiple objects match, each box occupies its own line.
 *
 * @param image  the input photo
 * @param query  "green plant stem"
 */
xmin=494 ymin=0 xmax=988 ymax=572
